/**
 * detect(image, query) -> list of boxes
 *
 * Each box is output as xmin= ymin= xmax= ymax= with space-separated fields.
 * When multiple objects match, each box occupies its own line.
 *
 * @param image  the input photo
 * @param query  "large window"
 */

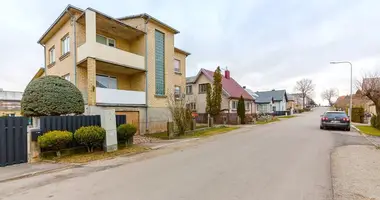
xmin=96 ymin=74 xmax=117 ymax=89
xmin=49 ymin=46 xmax=55 ymax=64
xmin=96 ymin=34 xmax=116 ymax=47
xmin=155 ymin=30 xmax=165 ymax=95
xmin=174 ymin=59 xmax=180 ymax=73
xmin=186 ymin=85 xmax=192 ymax=95
xmin=199 ymin=84 xmax=208 ymax=94
xmin=186 ymin=102 xmax=196 ymax=111
xmin=257 ymin=104 xmax=270 ymax=113
xmin=61 ymin=34 xmax=70 ymax=55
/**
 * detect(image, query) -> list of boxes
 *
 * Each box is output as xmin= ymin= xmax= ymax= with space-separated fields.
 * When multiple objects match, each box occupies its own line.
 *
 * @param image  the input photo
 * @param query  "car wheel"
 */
xmin=320 ymin=126 xmax=324 ymax=129
xmin=346 ymin=127 xmax=351 ymax=131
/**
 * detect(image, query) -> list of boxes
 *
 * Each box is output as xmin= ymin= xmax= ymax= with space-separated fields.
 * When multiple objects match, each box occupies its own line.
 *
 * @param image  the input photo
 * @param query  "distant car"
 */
xmin=320 ymin=111 xmax=350 ymax=131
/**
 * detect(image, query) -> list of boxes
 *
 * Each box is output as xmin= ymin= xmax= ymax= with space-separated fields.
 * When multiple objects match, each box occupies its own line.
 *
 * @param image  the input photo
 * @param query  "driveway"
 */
xmin=0 ymin=108 xmax=370 ymax=200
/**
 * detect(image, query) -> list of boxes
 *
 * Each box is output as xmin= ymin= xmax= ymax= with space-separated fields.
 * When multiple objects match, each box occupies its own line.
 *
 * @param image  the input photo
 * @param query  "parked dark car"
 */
xmin=320 ymin=111 xmax=350 ymax=131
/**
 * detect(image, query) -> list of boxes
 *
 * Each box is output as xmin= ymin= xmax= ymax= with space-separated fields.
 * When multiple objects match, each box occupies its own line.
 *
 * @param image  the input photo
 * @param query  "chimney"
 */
xmin=225 ymin=70 xmax=230 ymax=79
xmin=243 ymin=86 xmax=246 ymax=89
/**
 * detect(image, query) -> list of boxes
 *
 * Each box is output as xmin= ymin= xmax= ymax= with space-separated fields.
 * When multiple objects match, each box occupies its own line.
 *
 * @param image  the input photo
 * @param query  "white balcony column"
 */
xmin=85 ymin=9 xmax=96 ymax=43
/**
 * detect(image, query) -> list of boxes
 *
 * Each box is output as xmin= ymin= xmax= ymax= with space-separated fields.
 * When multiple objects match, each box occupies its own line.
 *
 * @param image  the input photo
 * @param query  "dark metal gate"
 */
xmin=0 ymin=117 xmax=28 ymax=167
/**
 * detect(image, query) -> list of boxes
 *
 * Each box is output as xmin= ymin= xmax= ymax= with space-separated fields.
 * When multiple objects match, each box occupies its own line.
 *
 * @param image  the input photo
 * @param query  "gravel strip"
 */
xmin=332 ymin=145 xmax=380 ymax=200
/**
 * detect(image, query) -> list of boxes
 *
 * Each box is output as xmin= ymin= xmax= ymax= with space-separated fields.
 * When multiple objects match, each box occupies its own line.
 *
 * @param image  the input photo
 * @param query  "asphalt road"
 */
xmin=0 ymin=108 xmax=370 ymax=200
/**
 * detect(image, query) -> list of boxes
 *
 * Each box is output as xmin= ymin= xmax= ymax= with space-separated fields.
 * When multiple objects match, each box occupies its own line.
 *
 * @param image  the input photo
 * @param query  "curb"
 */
xmin=150 ymin=138 xmax=200 ymax=150
xmin=0 ymin=164 xmax=76 ymax=184
xmin=351 ymin=125 xmax=380 ymax=147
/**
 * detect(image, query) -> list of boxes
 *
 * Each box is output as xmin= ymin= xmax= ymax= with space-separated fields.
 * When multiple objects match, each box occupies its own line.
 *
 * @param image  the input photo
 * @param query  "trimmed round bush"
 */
xmin=21 ymin=75 xmax=84 ymax=117
xmin=74 ymin=126 xmax=106 ymax=152
xmin=117 ymin=124 xmax=137 ymax=143
xmin=38 ymin=130 xmax=73 ymax=157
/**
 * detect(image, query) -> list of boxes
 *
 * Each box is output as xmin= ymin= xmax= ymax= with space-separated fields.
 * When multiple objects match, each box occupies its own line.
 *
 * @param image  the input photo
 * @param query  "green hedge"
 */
xmin=74 ymin=126 xmax=106 ymax=152
xmin=371 ymin=115 xmax=379 ymax=129
xmin=117 ymin=124 xmax=137 ymax=145
xmin=351 ymin=107 xmax=364 ymax=123
xmin=38 ymin=131 xmax=73 ymax=157
xmin=21 ymin=75 xmax=84 ymax=117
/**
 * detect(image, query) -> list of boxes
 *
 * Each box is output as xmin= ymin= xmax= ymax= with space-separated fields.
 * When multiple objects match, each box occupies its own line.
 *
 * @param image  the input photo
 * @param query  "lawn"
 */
xmin=255 ymin=118 xmax=280 ymax=125
xmin=356 ymin=126 xmax=380 ymax=137
xmin=148 ymin=126 xmax=240 ymax=140
xmin=277 ymin=115 xmax=296 ymax=119
xmin=42 ymin=145 xmax=149 ymax=164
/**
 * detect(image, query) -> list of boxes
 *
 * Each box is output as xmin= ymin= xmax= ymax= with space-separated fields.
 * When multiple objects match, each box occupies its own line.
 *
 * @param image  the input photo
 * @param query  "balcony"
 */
xmin=77 ymin=42 xmax=144 ymax=70
xmin=76 ymin=9 xmax=146 ymax=70
xmin=96 ymin=88 xmax=146 ymax=105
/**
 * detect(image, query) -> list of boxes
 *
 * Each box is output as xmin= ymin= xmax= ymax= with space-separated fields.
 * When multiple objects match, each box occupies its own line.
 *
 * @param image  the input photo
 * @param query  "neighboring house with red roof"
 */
xmin=186 ymin=68 xmax=254 ymax=121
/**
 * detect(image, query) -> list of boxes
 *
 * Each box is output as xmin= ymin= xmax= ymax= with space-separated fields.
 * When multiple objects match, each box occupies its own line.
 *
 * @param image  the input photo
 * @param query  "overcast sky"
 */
xmin=1 ymin=0 xmax=380 ymax=104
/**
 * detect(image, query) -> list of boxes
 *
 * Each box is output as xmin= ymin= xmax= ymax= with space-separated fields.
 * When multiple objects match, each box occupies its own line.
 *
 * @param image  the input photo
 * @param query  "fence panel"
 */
xmin=40 ymin=115 xmax=101 ymax=134
xmin=0 ymin=117 xmax=28 ymax=167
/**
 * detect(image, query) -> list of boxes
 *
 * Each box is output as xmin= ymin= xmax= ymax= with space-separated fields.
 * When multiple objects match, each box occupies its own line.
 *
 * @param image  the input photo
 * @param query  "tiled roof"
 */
xmin=200 ymin=69 xmax=253 ymax=100
xmin=255 ymin=90 xmax=287 ymax=103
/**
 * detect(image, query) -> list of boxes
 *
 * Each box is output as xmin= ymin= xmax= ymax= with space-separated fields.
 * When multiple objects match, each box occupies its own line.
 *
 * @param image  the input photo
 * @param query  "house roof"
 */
xmin=175 ymin=47 xmax=191 ymax=56
xmin=245 ymin=88 xmax=258 ymax=99
xmin=255 ymin=90 xmax=287 ymax=103
xmin=194 ymin=68 xmax=253 ymax=100
xmin=118 ymin=13 xmax=180 ymax=34
xmin=186 ymin=76 xmax=196 ymax=84
xmin=38 ymin=5 xmax=83 ymax=44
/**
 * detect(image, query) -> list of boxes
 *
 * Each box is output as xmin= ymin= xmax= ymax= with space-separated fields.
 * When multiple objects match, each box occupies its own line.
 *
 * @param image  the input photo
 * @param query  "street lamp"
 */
xmin=330 ymin=61 xmax=353 ymax=123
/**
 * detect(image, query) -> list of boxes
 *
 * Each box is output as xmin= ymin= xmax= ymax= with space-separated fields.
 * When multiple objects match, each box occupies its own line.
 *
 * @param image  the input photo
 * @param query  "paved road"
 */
xmin=0 ymin=108 xmax=370 ymax=200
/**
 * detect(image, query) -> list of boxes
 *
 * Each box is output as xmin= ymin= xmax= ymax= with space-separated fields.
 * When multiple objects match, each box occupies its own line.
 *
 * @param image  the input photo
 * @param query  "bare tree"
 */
xmin=295 ymin=78 xmax=315 ymax=109
xmin=321 ymin=88 xmax=338 ymax=106
xmin=167 ymin=92 xmax=193 ymax=136
xmin=357 ymin=72 xmax=380 ymax=127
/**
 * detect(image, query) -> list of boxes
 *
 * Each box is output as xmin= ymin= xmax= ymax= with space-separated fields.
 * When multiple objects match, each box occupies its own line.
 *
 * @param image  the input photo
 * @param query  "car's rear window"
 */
xmin=325 ymin=112 xmax=347 ymax=118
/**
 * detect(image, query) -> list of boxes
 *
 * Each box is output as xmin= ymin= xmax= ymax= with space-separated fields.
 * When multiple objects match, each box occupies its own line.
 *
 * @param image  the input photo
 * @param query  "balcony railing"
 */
xmin=77 ymin=42 xmax=144 ymax=70
xmin=96 ymin=88 xmax=145 ymax=105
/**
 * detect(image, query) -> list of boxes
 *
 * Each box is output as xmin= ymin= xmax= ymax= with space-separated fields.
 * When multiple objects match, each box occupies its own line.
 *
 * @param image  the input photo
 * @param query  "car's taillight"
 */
xmin=322 ymin=117 xmax=328 ymax=121
xmin=343 ymin=117 xmax=349 ymax=122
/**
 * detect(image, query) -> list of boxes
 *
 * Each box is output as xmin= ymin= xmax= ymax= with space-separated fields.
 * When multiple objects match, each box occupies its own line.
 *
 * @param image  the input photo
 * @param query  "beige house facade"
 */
xmin=36 ymin=5 xmax=190 ymax=134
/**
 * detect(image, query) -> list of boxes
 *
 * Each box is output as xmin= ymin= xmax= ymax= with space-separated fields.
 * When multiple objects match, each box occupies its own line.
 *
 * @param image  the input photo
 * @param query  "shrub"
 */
xmin=371 ymin=115 xmax=379 ymax=129
xmin=74 ymin=126 xmax=106 ymax=152
xmin=38 ymin=131 xmax=73 ymax=157
xmin=117 ymin=124 xmax=137 ymax=144
xmin=351 ymin=107 xmax=365 ymax=123
xmin=304 ymin=108 xmax=311 ymax=112
xmin=21 ymin=75 xmax=84 ymax=117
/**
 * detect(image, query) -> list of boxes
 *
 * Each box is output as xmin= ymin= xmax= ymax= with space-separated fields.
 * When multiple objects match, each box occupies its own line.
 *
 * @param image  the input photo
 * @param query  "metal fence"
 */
xmin=40 ymin=115 xmax=101 ymax=134
xmin=0 ymin=117 xmax=28 ymax=167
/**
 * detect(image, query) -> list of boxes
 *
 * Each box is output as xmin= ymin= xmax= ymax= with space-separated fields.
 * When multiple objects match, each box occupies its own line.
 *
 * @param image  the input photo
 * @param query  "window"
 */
xmin=96 ymin=34 xmax=116 ymax=47
xmin=49 ymin=46 xmax=55 ymax=64
xmin=245 ymin=102 xmax=250 ymax=110
xmin=186 ymin=85 xmax=192 ymax=95
xmin=186 ymin=102 xmax=196 ymax=111
xmin=199 ymin=84 xmax=208 ymax=94
xmin=62 ymin=74 xmax=70 ymax=81
xmin=96 ymin=74 xmax=117 ymax=89
xmin=174 ymin=59 xmax=180 ymax=73
xmin=61 ymin=35 xmax=70 ymax=55
xmin=231 ymin=101 xmax=238 ymax=110
xmin=174 ymin=86 xmax=181 ymax=99
xmin=258 ymin=104 xmax=269 ymax=113
xmin=155 ymin=30 xmax=165 ymax=95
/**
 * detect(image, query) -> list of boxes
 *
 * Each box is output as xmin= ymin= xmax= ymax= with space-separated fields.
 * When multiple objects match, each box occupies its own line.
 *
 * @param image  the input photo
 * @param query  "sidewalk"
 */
xmin=332 ymin=145 xmax=380 ymax=200
xmin=0 ymin=162 xmax=71 ymax=183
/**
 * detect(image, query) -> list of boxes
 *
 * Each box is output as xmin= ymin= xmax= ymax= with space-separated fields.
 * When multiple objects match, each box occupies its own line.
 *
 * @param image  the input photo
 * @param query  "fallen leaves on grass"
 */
xmin=46 ymin=145 xmax=149 ymax=164
xmin=148 ymin=126 xmax=239 ymax=140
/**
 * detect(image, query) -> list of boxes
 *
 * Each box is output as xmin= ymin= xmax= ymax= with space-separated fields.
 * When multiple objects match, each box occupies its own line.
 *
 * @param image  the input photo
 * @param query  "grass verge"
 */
xmin=356 ymin=125 xmax=380 ymax=137
xmin=42 ymin=145 xmax=149 ymax=164
xmin=148 ymin=126 xmax=240 ymax=140
xmin=256 ymin=118 xmax=280 ymax=125
xmin=277 ymin=115 xmax=296 ymax=119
